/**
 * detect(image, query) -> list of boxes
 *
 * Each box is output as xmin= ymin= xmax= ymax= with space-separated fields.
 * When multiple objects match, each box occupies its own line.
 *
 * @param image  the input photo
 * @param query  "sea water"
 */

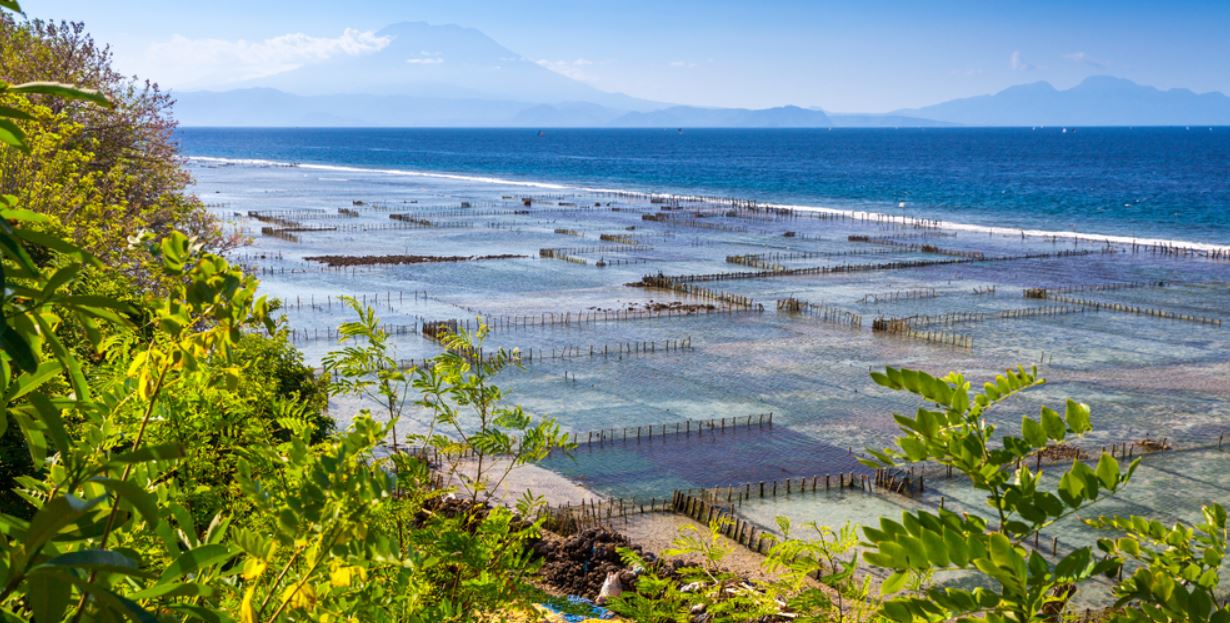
xmin=179 ymin=128 xmax=1230 ymax=570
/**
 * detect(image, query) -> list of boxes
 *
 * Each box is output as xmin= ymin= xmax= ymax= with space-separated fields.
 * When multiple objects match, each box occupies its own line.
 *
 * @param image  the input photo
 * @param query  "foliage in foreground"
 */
xmin=603 ymin=366 xmax=1228 ymax=623
xmin=0 ymin=10 xmax=229 ymax=281
xmin=860 ymin=367 xmax=1229 ymax=623
xmin=0 ymin=222 xmax=556 ymax=620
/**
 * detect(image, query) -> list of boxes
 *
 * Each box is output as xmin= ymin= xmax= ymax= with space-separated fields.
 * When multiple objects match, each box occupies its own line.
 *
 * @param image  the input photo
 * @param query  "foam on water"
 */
xmin=190 ymin=156 xmax=1230 ymax=254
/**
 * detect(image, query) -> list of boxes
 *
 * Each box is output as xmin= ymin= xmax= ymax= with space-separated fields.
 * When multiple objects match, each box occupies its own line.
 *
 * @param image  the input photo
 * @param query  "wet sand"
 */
xmin=616 ymin=513 xmax=779 ymax=583
xmin=441 ymin=457 xmax=605 ymax=507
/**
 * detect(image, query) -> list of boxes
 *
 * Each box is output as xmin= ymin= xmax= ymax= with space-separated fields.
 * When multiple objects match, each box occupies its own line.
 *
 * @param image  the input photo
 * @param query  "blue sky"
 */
xmin=23 ymin=0 xmax=1230 ymax=111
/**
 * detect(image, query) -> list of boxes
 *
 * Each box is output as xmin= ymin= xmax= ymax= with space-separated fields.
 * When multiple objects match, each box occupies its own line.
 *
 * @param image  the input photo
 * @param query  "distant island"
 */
xmin=172 ymin=21 xmax=1230 ymax=127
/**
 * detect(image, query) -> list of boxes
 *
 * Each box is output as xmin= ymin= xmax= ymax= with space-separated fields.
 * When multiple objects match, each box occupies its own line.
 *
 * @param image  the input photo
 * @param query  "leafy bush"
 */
xmin=861 ymin=366 xmax=1228 ymax=623
xmin=0 ymin=10 xmax=230 ymax=283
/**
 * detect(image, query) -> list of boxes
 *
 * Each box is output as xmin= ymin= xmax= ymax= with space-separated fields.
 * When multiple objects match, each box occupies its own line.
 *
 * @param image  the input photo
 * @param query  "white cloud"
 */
xmin=145 ymin=28 xmax=391 ymax=86
xmin=1009 ymin=50 xmax=1036 ymax=71
xmin=407 ymin=51 xmax=444 ymax=65
xmin=1064 ymin=51 xmax=1106 ymax=69
xmin=669 ymin=60 xmax=697 ymax=69
xmin=535 ymin=58 xmax=594 ymax=81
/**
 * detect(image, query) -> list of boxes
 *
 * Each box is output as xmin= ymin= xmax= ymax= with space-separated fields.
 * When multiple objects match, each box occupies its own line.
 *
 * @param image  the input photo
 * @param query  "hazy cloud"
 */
xmin=407 ymin=51 xmax=444 ymax=65
xmin=1064 ymin=51 xmax=1107 ymax=69
xmin=669 ymin=60 xmax=698 ymax=69
xmin=147 ymin=28 xmax=390 ymax=85
xmin=535 ymin=58 xmax=595 ymax=81
xmin=1009 ymin=50 xmax=1036 ymax=71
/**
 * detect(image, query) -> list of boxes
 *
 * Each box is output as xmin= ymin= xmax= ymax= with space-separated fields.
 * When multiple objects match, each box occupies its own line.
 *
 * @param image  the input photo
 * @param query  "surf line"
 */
xmin=188 ymin=156 xmax=1230 ymax=255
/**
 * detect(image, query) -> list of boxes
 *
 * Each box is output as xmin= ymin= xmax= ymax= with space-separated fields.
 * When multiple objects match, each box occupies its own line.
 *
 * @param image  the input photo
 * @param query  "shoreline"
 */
xmin=189 ymin=155 xmax=1230 ymax=254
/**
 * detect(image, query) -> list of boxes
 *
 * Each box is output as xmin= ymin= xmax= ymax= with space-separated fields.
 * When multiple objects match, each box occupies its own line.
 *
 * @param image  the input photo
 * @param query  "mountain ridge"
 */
xmin=240 ymin=21 xmax=664 ymax=113
xmin=894 ymin=75 xmax=1230 ymax=126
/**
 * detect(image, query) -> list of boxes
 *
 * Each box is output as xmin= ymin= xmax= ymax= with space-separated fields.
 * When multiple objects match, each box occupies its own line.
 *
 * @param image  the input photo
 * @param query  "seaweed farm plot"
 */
xmin=539 ymin=419 xmax=870 ymax=499
xmin=195 ymin=159 xmax=1230 ymax=546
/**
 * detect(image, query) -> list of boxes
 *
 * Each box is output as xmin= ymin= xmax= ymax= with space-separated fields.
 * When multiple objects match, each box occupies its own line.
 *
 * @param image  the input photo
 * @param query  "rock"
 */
xmin=595 ymin=572 xmax=622 ymax=605
xmin=535 ymin=527 xmax=645 ymax=596
xmin=680 ymin=581 xmax=705 ymax=593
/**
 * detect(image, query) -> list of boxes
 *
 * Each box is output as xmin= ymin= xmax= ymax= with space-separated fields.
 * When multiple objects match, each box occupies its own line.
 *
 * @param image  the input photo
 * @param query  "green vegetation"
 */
xmin=0 ymin=10 xmax=227 ymax=278
xmin=0 ymin=3 xmax=1227 ymax=621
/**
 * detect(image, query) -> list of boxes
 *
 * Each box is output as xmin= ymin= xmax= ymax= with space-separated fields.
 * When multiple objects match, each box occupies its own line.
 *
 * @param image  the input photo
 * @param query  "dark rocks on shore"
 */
xmin=535 ymin=527 xmax=660 ymax=598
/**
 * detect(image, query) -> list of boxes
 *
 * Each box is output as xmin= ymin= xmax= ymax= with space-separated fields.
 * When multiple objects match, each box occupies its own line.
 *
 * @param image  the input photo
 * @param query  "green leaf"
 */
xmin=0 ymin=316 xmax=38 ymax=373
xmin=1058 ymin=468 xmax=1085 ymax=506
xmin=882 ymin=570 xmax=909 ymax=595
xmin=22 ymin=494 xmax=101 ymax=556
xmin=1040 ymin=406 xmax=1066 ymax=440
xmin=1065 ymin=399 xmax=1091 ymax=434
xmin=7 ymin=81 xmax=112 ymax=108
xmin=27 ymin=392 xmax=71 ymax=459
xmin=39 ymin=263 xmax=82 ymax=300
xmin=128 ymin=582 xmax=213 ymax=601
xmin=108 ymin=444 xmax=185 ymax=466
xmin=0 ymin=118 xmax=27 ymax=151
xmin=0 ymin=104 xmax=33 ymax=120
xmin=921 ymin=528 xmax=950 ymax=567
xmin=157 ymin=544 xmax=235 ymax=585
xmin=0 ymin=205 xmax=48 ymax=222
xmin=1021 ymin=416 xmax=1046 ymax=447
xmin=899 ymin=436 xmax=928 ymax=461
xmin=166 ymin=604 xmax=229 ymax=623
xmin=987 ymin=533 xmax=1026 ymax=579
xmin=37 ymin=549 xmax=145 ymax=575
xmin=1095 ymin=453 xmax=1121 ymax=489
xmin=58 ymin=573 xmax=159 ymax=623
xmin=26 ymin=570 xmax=70 ymax=623
xmin=944 ymin=528 xmax=970 ymax=567
xmin=91 ymin=478 xmax=160 ymax=524
xmin=6 ymin=360 xmax=62 ymax=402
xmin=31 ymin=313 xmax=88 ymax=401
xmin=900 ymin=534 xmax=930 ymax=568
xmin=881 ymin=599 xmax=914 ymax=623
xmin=12 ymin=227 xmax=95 ymax=261
xmin=0 ymin=226 xmax=38 ymax=274
xmin=1054 ymin=547 xmax=1092 ymax=578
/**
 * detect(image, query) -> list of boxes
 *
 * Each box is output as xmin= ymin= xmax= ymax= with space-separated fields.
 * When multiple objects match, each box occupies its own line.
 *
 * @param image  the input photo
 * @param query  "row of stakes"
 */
xmin=662 ymin=249 xmax=1098 ymax=285
xmin=240 ymin=187 xmax=1228 ymax=260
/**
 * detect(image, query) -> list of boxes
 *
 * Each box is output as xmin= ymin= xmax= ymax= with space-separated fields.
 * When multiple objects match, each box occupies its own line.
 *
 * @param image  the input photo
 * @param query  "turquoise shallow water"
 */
xmin=191 ymin=152 xmax=1230 ymax=608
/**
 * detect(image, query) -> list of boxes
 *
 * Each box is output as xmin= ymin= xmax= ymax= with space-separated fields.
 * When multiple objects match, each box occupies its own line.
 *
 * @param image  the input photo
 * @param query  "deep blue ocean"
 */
xmin=175 ymin=127 xmax=1230 ymax=245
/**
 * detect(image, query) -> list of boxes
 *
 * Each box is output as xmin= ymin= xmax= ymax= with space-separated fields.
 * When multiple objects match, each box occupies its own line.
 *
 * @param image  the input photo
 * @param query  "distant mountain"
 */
xmin=896 ymin=76 xmax=1230 ymax=126
xmin=828 ymin=114 xmax=956 ymax=128
xmin=610 ymin=105 xmax=831 ymax=128
xmin=175 ymin=91 xmax=834 ymax=128
xmin=237 ymin=21 xmax=662 ymax=113
xmin=170 ymin=21 xmax=1230 ymax=128
xmin=509 ymin=102 xmax=626 ymax=127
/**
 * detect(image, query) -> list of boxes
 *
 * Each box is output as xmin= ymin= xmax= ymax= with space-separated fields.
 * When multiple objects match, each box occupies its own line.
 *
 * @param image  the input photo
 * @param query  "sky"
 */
xmin=21 ymin=0 xmax=1230 ymax=112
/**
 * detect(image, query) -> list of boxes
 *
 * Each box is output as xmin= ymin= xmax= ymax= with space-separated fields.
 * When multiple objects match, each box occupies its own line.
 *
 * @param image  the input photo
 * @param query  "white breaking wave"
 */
xmin=189 ymin=156 xmax=1230 ymax=254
